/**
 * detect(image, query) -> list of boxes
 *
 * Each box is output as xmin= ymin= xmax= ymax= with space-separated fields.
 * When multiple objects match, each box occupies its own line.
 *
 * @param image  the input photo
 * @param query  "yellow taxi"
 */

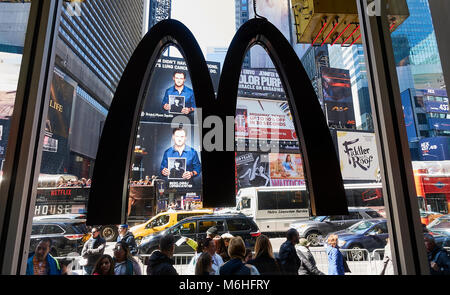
xmin=130 ymin=209 xmax=213 ymax=244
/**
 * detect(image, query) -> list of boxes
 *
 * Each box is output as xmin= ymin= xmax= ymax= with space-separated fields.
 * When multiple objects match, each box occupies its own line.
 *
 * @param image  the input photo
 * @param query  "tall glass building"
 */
xmin=392 ymin=0 xmax=445 ymax=91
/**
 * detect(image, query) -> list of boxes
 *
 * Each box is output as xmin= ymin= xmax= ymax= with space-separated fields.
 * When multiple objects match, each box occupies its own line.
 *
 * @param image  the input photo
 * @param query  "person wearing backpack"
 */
xmin=424 ymin=233 xmax=450 ymax=275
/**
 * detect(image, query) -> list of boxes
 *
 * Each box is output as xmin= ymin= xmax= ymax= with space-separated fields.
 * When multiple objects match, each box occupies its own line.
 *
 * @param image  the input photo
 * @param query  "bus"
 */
xmin=235 ymin=183 xmax=384 ymax=236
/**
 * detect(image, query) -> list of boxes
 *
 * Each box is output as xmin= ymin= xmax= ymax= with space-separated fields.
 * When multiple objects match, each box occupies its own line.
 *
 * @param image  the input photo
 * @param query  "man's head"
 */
xmin=424 ymin=233 xmax=436 ymax=252
xmin=174 ymin=98 xmax=181 ymax=106
xmin=91 ymin=227 xmax=100 ymax=238
xmin=173 ymin=71 xmax=186 ymax=88
xmin=286 ymin=228 xmax=300 ymax=245
xmin=174 ymin=159 xmax=183 ymax=169
xmin=118 ymin=224 xmax=128 ymax=235
xmin=201 ymin=238 xmax=216 ymax=256
xmin=172 ymin=128 xmax=187 ymax=147
xmin=206 ymin=227 xmax=218 ymax=239
xmin=160 ymin=234 xmax=176 ymax=257
xmin=35 ymin=238 xmax=52 ymax=261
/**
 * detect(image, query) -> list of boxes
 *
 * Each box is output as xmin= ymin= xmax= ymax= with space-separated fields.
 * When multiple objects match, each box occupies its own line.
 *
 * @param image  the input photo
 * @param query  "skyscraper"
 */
xmin=235 ymin=0 xmax=250 ymax=68
xmin=391 ymin=0 xmax=445 ymax=91
xmin=41 ymin=0 xmax=146 ymax=176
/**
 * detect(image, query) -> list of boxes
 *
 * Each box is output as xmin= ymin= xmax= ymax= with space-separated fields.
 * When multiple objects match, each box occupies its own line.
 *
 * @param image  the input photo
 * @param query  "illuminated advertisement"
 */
xmin=337 ymin=131 xmax=380 ymax=181
xmin=321 ymin=67 xmax=356 ymax=127
xmin=235 ymin=97 xmax=297 ymax=141
xmin=236 ymin=152 xmax=270 ymax=190
xmin=140 ymin=56 xmax=220 ymax=124
xmin=269 ymin=153 xmax=305 ymax=186
xmin=429 ymin=118 xmax=450 ymax=131
xmin=419 ymin=137 xmax=450 ymax=161
xmin=424 ymin=101 xmax=449 ymax=114
xmin=400 ymin=89 xmax=418 ymax=141
xmin=238 ymin=68 xmax=286 ymax=100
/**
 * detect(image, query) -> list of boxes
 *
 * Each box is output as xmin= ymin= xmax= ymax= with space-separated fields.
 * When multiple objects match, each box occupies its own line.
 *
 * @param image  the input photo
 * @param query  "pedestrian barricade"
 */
xmin=309 ymin=247 xmax=373 ymax=275
xmin=53 ymin=255 xmax=84 ymax=275
xmin=138 ymin=253 xmax=195 ymax=275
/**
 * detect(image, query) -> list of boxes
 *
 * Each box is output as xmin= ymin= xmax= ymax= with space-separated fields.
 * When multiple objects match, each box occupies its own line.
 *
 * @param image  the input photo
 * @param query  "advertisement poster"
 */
xmin=140 ymin=56 xmax=220 ymax=124
xmin=135 ymin=122 xmax=202 ymax=192
xmin=429 ymin=118 xmax=450 ymax=131
xmin=424 ymin=100 xmax=449 ymax=114
xmin=238 ymin=68 xmax=286 ymax=100
xmin=337 ymin=131 xmax=380 ymax=181
xmin=269 ymin=153 xmax=305 ymax=186
xmin=40 ymin=69 xmax=76 ymax=174
xmin=236 ymin=152 xmax=270 ymax=190
xmin=249 ymin=0 xmax=291 ymax=68
xmin=419 ymin=136 xmax=450 ymax=161
xmin=322 ymin=67 xmax=356 ymax=128
xmin=235 ymin=97 xmax=297 ymax=141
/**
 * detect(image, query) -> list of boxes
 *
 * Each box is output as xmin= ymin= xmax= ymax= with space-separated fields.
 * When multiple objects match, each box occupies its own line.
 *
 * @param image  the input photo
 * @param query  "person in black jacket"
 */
xmin=81 ymin=227 xmax=106 ymax=275
xmin=296 ymin=238 xmax=324 ymax=275
xmin=247 ymin=234 xmax=281 ymax=275
xmin=147 ymin=234 xmax=178 ymax=275
xmin=117 ymin=224 xmax=137 ymax=255
xmin=278 ymin=228 xmax=301 ymax=275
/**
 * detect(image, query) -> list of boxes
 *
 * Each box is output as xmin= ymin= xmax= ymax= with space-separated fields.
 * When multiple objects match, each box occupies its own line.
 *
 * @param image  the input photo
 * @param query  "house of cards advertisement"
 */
xmin=140 ymin=56 xmax=220 ymax=124
xmin=337 ymin=131 xmax=380 ymax=181
xmin=134 ymin=56 xmax=220 ymax=194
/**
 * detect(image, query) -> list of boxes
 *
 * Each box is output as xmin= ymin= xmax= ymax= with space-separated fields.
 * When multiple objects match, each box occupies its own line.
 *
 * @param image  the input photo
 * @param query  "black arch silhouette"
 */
xmin=212 ymin=18 xmax=347 ymax=215
xmin=87 ymin=19 xmax=348 ymax=226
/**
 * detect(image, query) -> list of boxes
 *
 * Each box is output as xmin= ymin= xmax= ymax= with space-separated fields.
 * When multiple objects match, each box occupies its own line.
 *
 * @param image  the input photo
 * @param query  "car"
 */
xmin=33 ymin=213 xmax=87 ymax=220
xmin=29 ymin=219 xmax=90 ymax=257
xmin=289 ymin=207 xmax=382 ymax=246
xmin=426 ymin=214 xmax=450 ymax=237
xmin=329 ymin=219 xmax=389 ymax=261
xmin=138 ymin=214 xmax=260 ymax=258
xmin=130 ymin=209 xmax=213 ymax=244
xmin=420 ymin=210 xmax=444 ymax=226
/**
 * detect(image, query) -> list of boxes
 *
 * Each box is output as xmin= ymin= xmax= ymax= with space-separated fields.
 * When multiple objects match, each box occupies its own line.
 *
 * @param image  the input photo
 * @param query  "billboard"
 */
xmin=419 ymin=137 xmax=450 ymax=161
xmin=40 ymin=69 xmax=76 ymax=174
xmin=235 ymin=97 xmax=297 ymax=141
xmin=140 ymin=56 xmax=220 ymax=124
xmin=321 ymin=67 xmax=355 ymax=128
xmin=238 ymin=68 xmax=286 ymax=100
xmin=429 ymin=118 xmax=450 ymax=131
xmin=134 ymin=56 xmax=220 ymax=199
xmin=337 ymin=131 xmax=380 ymax=181
xmin=235 ymin=152 xmax=305 ymax=190
xmin=269 ymin=153 xmax=305 ymax=186
xmin=424 ymin=100 xmax=449 ymax=114
xmin=249 ymin=0 xmax=291 ymax=68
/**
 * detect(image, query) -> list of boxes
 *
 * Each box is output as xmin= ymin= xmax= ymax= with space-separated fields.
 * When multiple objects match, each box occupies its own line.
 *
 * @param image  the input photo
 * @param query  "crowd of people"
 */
xmin=26 ymin=225 xmax=450 ymax=276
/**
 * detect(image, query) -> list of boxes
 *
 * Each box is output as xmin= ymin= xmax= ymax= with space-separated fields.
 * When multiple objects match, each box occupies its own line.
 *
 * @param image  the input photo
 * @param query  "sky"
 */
xmin=171 ymin=0 xmax=236 ymax=57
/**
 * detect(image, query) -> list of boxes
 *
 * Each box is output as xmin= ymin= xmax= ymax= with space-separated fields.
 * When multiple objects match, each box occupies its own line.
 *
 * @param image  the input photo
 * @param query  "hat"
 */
xmin=221 ymin=233 xmax=234 ymax=239
xmin=206 ymin=226 xmax=218 ymax=236
xmin=299 ymin=238 xmax=311 ymax=247
xmin=119 ymin=224 xmax=128 ymax=229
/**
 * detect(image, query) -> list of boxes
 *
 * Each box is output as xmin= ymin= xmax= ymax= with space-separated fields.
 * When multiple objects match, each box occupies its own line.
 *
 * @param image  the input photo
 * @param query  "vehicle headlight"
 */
xmin=338 ymin=240 xmax=347 ymax=247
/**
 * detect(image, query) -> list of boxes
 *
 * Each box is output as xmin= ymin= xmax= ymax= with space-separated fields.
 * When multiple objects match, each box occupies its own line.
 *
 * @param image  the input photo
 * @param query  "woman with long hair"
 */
xmin=195 ymin=252 xmax=213 ymax=275
xmin=247 ymin=235 xmax=281 ymax=275
xmin=113 ymin=241 xmax=142 ymax=275
xmin=92 ymin=254 xmax=115 ymax=275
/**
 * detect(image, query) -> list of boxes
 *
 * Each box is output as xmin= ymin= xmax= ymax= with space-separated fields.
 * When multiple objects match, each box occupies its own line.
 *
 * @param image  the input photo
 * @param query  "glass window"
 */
xmin=179 ymin=221 xmax=196 ymax=235
xmin=343 ymin=211 xmax=362 ymax=220
xmin=31 ymin=225 xmax=44 ymax=235
xmin=366 ymin=210 xmax=382 ymax=218
xmin=150 ymin=215 xmax=170 ymax=227
xmin=42 ymin=225 xmax=64 ymax=235
xmin=226 ymin=219 xmax=251 ymax=231
xmin=198 ymin=220 xmax=225 ymax=232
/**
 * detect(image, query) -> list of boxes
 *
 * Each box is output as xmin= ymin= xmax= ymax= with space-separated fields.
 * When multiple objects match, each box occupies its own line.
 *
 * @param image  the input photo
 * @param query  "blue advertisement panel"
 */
xmin=429 ymin=118 xmax=450 ymax=131
xmin=419 ymin=137 xmax=450 ymax=161
xmin=400 ymin=89 xmax=418 ymax=141
xmin=424 ymin=100 xmax=449 ymax=114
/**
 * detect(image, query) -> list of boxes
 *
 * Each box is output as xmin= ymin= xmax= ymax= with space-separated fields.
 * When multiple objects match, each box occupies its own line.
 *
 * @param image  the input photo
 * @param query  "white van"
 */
xmin=235 ymin=186 xmax=310 ymax=235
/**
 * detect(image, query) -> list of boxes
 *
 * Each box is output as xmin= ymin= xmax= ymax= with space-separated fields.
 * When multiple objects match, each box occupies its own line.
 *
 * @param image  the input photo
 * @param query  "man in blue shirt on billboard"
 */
xmin=160 ymin=127 xmax=201 ymax=180
xmin=161 ymin=71 xmax=196 ymax=115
